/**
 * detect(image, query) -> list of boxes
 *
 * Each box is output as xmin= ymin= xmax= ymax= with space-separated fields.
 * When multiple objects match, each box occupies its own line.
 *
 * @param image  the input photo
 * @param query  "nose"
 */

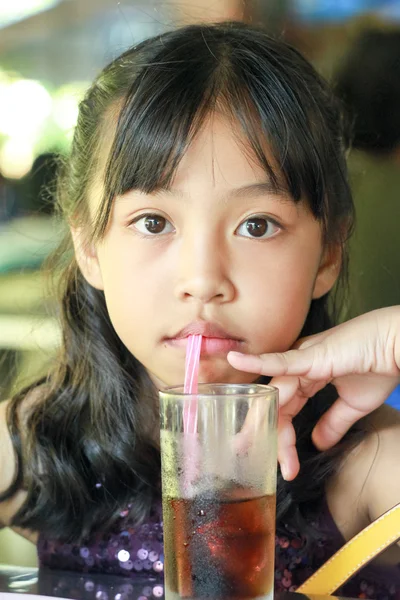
xmin=174 ymin=229 xmax=235 ymax=305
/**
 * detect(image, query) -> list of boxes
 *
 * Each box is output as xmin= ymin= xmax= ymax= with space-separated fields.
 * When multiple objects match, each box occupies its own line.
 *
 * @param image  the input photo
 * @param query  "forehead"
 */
xmin=90 ymin=111 xmax=286 ymax=209
xmin=87 ymin=108 xmax=297 ymax=239
xmin=88 ymin=103 xmax=121 ymax=217
xmin=169 ymin=114 xmax=283 ymax=192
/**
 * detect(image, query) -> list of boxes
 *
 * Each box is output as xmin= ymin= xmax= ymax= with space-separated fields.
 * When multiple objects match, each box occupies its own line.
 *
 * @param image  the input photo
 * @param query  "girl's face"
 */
xmin=75 ymin=115 xmax=339 ymax=388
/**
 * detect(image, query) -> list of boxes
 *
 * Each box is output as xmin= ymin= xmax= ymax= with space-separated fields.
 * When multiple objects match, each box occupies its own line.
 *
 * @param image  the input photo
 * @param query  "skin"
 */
xmin=0 ymin=115 xmax=398 ymax=572
xmin=229 ymin=307 xmax=400 ymax=565
xmin=71 ymin=115 xmax=399 ymax=568
xmin=74 ymin=114 xmax=339 ymax=388
xmin=229 ymin=307 xmax=400 ymax=479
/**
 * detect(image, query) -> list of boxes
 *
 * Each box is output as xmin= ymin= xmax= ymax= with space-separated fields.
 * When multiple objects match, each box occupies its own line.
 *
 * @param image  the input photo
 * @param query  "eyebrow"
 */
xmin=225 ymin=181 xmax=291 ymax=201
xmin=118 ymin=181 xmax=293 ymax=203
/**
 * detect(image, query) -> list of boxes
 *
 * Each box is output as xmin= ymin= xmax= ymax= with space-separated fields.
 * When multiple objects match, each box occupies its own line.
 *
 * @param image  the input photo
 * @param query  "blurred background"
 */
xmin=0 ymin=0 xmax=400 ymax=568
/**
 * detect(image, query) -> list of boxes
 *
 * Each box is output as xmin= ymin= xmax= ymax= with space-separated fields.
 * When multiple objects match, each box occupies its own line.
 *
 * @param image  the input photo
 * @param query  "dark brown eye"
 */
xmin=144 ymin=215 xmax=166 ymax=234
xmin=236 ymin=216 xmax=280 ymax=239
xmin=132 ymin=214 xmax=174 ymax=235
xmin=245 ymin=217 xmax=268 ymax=237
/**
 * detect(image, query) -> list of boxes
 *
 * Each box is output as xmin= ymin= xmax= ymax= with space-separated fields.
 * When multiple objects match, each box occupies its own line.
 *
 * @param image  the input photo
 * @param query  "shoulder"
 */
xmin=0 ymin=398 xmax=26 ymax=528
xmin=0 ymin=399 xmax=16 ymax=497
xmin=326 ymin=405 xmax=400 ymax=566
xmin=0 ymin=387 xmax=45 ymax=534
xmin=361 ymin=404 xmax=400 ymax=522
xmin=327 ymin=406 xmax=400 ymax=523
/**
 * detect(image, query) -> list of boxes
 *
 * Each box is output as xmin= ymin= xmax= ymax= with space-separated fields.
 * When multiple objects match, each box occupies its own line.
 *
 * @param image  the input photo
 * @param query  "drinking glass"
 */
xmin=160 ymin=383 xmax=278 ymax=600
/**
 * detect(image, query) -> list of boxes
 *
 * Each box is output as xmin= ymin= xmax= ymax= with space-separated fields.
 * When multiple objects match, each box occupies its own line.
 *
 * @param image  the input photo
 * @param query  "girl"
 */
xmin=0 ymin=22 xmax=399 ymax=599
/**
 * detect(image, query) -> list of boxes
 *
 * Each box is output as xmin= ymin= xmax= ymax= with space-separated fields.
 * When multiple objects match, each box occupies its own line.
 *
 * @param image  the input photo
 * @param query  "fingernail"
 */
xmin=228 ymin=351 xmax=245 ymax=358
xmin=281 ymin=462 xmax=289 ymax=480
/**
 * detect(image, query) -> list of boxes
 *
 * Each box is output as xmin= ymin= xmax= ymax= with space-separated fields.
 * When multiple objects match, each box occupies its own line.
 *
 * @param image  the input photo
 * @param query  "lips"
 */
xmin=165 ymin=321 xmax=244 ymax=355
xmin=173 ymin=321 xmax=241 ymax=340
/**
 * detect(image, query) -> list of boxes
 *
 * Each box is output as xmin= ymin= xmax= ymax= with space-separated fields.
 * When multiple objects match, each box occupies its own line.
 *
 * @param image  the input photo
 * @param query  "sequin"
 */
xmin=143 ymin=559 xmax=153 ymax=571
xmin=119 ymin=560 xmax=136 ymax=571
xmin=119 ymin=584 xmax=134 ymax=594
xmin=142 ymin=541 xmax=152 ymax=551
xmin=148 ymin=551 xmax=158 ymax=562
xmin=152 ymin=586 xmax=164 ymax=598
xmin=36 ymin=498 xmax=400 ymax=600
xmin=137 ymin=548 xmax=148 ymax=560
xmin=117 ymin=549 xmax=130 ymax=562
xmin=133 ymin=559 xmax=144 ymax=572
xmin=84 ymin=581 xmax=95 ymax=591
xmin=153 ymin=561 xmax=163 ymax=573
xmin=142 ymin=586 xmax=153 ymax=596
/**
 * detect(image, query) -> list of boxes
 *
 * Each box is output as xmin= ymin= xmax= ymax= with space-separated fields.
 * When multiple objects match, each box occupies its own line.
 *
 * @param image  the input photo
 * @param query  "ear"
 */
xmin=312 ymin=243 xmax=342 ymax=300
xmin=70 ymin=227 xmax=104 ymax=290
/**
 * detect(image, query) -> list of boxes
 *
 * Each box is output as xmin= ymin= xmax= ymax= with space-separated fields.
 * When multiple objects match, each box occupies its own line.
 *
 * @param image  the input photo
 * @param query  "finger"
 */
xmin=311 ymin=397 xmax=368 ymax=451
xmin=278 ymin=417 xmax=299 ymax=481
xmin=292 ymin=327 xmax=332 ymax=350
xmin=271 ymin=377 xmax=306 ymax=481
xmin=234 ymin=394 xmax=301 ymax=481
xmin=233 ymin=399 xmax=265 ymax=454
xmin=228 ymin=347 xmax=327 ymax=378
xmin=270 ymin=375 xmax=326 ymax=417
xmin=236 ymin=376 xmax=301 ymax=446
xmin=233 ymin=381 xmax=291 ymax=457
xmin=271 ymin=375 xmax=307 ymax=407
xmin=227 ymin=352 xmax=279 ymax=376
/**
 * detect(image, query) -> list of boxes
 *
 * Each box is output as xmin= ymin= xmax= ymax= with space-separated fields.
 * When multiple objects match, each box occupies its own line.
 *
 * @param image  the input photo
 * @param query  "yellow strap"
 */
xmin=297 ymin=503 xmax=400 ymax=595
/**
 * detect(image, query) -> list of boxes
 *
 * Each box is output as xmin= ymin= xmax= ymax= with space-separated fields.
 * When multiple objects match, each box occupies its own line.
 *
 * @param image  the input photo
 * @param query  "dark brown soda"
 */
xmin=163 ymin=486 xmax=276 ymax=599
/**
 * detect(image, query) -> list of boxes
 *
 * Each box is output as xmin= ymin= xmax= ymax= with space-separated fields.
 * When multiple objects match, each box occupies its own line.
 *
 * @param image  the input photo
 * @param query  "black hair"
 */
xmin=3 ymin=21 xmax=363 ymax=543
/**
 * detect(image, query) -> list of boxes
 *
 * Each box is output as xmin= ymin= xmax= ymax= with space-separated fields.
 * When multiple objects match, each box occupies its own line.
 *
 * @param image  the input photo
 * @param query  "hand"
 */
xmin=228 ymin=307 xmax=400 ymax=481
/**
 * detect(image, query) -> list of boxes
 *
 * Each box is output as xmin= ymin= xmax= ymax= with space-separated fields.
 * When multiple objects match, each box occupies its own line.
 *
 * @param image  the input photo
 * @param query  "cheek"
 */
xmin=103 ymin=284 xmax=159 ymax=370
xmin=103 ymin=274 xmax=158 ymax=329
xmin=96 ymin=246 xmax=154 ymax=338
xmin=98 ymin=237 xmax=165 ymax=298
xmin=241 ymin=247 xmax=319 ymax=352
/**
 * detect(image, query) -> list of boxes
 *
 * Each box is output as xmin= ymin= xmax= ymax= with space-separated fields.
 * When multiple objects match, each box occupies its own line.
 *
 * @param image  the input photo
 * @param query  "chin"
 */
xmin=151 ymin=365 xmax=252 ymax=389
xmin=148 ymin=352 xmax=258 ymax=388
xmin=196 ymin=362 xmax=254 ymax=385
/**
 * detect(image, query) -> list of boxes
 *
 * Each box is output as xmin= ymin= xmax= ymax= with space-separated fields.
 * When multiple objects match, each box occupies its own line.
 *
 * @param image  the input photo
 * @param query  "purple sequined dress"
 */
xmin=37 ymin=498 xmax=400 ymax=600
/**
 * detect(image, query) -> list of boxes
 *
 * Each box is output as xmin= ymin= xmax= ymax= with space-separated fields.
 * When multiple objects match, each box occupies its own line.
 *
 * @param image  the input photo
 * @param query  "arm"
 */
xmin=0 ymin=399 xmax=37 ymax=543
xmin=0 ymin=399 xmax=25 ymax=525
xmin=0 ymin=399 xmax=20 ymax=524
xmin=363 ymin=407 xmax=400 ymax=525
xmin=327 ymin=405 xmax=400 ymax=568
xmin=228 ymin=306 xmax=400 ymax=480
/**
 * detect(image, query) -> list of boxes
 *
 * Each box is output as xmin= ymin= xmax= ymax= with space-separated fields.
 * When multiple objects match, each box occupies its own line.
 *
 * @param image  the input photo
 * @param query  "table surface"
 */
xmin=0 ymin=564 xmax=352 ymax=600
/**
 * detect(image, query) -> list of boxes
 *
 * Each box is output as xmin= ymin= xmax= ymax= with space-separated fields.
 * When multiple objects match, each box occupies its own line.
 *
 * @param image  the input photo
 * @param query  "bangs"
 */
xmin=94 ymin=24 xmax=348 ymax=240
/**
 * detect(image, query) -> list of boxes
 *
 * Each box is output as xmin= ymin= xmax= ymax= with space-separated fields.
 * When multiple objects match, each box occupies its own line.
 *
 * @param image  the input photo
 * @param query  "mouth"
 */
xmin=164 ymin=321 xmax=244 ymax=355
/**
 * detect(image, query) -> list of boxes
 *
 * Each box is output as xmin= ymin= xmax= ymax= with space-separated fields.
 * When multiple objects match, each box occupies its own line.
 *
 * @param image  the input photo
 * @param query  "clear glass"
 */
xmin=160 ymin=383 xmax=278 ymax=600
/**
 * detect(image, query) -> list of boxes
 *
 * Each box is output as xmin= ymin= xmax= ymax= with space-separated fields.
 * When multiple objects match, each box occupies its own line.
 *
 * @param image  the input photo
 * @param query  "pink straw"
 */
xmin=183 ymin=334 xmax=202 ymax=434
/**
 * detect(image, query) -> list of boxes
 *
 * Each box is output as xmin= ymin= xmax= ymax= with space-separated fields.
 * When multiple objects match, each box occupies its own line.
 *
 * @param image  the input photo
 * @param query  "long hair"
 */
xmin=2 ymin=21 xmax=364 ymax=542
